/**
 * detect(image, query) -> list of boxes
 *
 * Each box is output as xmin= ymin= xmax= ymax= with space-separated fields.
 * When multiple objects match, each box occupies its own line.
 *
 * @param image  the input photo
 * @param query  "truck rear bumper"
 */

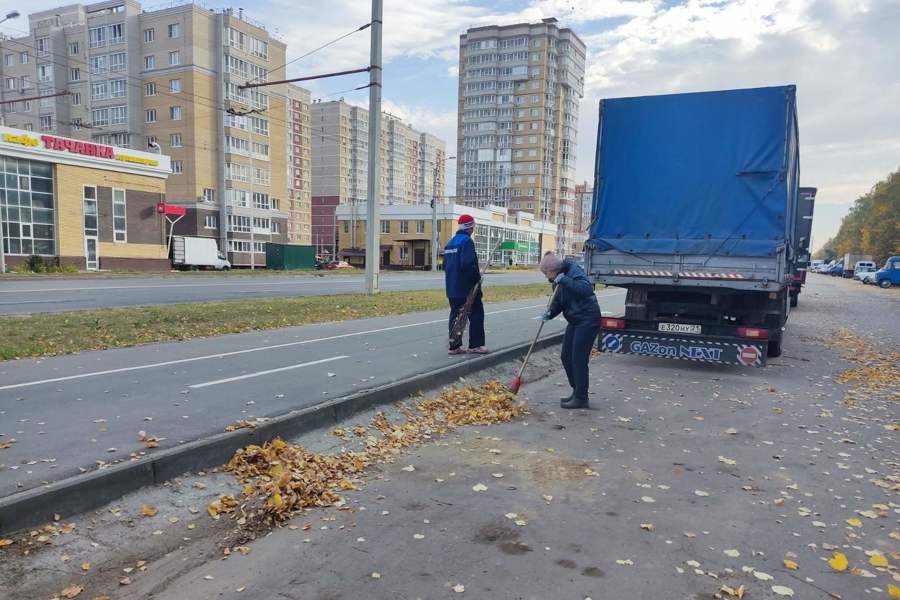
xmin=598 ymin=329 xmax=768 ymax=367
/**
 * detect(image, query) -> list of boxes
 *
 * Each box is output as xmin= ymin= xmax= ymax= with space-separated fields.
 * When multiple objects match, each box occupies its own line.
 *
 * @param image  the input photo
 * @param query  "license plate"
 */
xmin=659 ymin=322 xmax=701 ymax=334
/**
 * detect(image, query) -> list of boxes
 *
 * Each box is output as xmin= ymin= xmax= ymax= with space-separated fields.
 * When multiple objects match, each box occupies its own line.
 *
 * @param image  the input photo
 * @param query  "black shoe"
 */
xmin=561 ymin=396 xmax=589 ymax=410
xmin=560 ymin=393 xmax=574 ymax=405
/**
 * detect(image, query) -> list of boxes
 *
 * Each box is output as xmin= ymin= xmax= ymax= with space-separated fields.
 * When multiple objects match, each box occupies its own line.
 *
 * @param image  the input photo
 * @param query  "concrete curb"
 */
xmin=0 ymin=332 xmax=564 ymax=535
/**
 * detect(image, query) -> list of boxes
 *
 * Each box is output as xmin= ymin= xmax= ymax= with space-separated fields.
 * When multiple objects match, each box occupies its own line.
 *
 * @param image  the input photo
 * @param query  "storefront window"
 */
xmin=0 ymin=157 xmax=55 ymax=256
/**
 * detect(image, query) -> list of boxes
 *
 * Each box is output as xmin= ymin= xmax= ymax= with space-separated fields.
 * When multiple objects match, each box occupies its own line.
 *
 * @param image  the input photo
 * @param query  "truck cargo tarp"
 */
xmin=588 ymin=85 xmax=799 ymax=258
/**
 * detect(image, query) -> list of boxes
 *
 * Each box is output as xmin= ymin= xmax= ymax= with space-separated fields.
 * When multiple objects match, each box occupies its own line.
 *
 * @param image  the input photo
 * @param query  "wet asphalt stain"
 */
xmin=556 ymin=558 xmax=577 ymax=569
xmin=582 ymin=567 xmax=604 ymax=578
xmin=498 ymin=541 xmax=533 ymax=555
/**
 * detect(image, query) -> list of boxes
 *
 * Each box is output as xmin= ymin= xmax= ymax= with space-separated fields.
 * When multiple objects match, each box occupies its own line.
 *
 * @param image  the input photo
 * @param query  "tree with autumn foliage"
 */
xmin=817 ymin=167 xmax=900 ymax=264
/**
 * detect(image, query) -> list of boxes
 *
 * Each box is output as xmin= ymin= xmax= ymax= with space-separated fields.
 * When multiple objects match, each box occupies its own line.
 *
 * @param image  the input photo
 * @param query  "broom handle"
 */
xmin=517 ymin=286 xmax=560 ymax=378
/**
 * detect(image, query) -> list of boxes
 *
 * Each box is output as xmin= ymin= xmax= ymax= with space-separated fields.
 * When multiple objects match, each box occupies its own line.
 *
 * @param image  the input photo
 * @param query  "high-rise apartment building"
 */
xmin=310 ymin=99 xmax=447 ymax=253
xmin=286 ymin=84 xmax=312 ymax=245
xmin=0 ymin=1 xmax=311 ymax=266
xmin=456 ymin=17 xmax=585 ymax=253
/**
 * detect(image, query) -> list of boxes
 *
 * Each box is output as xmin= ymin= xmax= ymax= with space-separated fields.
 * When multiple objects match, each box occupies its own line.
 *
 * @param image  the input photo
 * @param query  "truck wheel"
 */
xmin=767 ymin=338 xmax=782 ymax=358
xmin=880 ymin=279 xmax=893 ymax=289
xmin=789 ymin=294 xmax=798 ymax=308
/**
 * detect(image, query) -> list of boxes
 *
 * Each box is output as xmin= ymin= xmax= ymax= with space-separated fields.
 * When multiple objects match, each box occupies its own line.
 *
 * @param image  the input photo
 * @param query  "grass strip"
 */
xmin=0 ymin=283 xmax=549 ymax=361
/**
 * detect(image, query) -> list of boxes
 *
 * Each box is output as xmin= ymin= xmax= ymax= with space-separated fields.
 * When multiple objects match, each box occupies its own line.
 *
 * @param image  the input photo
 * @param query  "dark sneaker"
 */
xmin=561 ymin=396 xmax=589 ymax=410
xmin=468 ymin=346 xmax=490 ymax=354
xmin=448 ymin=347 xmax=467 ymax=355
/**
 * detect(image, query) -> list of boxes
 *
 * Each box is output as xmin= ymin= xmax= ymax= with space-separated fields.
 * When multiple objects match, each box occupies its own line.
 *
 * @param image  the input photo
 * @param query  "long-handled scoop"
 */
xmin=509 ymin=287 xmax=559 ymax=394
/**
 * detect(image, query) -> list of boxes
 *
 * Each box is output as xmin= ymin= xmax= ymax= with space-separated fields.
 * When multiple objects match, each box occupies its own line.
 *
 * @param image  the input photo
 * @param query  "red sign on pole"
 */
xmin=156 ymin=202 xmax=186 ymax=216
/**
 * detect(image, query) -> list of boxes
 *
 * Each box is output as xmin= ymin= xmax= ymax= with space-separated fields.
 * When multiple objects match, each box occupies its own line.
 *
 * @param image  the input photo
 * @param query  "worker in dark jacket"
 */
xmin=444 ymin=214 xmax=488 ymax=355
xmin=540 ymin=252 xmax=601 ymax=409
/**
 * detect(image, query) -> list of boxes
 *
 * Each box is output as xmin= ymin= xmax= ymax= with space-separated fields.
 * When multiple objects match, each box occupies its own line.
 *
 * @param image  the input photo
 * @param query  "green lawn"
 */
xmin=0 ymin=283 xmax=550 ymax=360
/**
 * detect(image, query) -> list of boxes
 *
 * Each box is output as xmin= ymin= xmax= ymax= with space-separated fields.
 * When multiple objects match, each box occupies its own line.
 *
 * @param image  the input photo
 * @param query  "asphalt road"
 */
xmin=0 ymin=289 xmax=627 ymax=498
xmin=0 ymin=271 xmax=545 ymax=315
xmin=2 ymin=276 xmax=897 ymax=600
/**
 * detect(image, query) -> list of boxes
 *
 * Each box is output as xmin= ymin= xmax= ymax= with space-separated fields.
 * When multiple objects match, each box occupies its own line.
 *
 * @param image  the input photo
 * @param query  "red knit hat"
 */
xmin=458 ymin=214 xmax=475 ymax=230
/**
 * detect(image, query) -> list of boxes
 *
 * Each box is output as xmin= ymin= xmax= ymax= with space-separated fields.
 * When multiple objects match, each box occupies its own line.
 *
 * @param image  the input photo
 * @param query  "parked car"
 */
xmin=873 ymin=256 xmax=900 ymax=288
xmin=828 ymin=263 xmax=844 ymax=277
xmin=853 ymin=262 xmax=877 ymax=281
xmin=859 ymin=270 xmax=879 ymax=285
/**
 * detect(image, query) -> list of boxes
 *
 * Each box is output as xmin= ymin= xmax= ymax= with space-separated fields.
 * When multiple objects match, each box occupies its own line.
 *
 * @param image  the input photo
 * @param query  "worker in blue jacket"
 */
xmin=540 ymin=252 xmax=601 ymax=409
xmin=444 ymin=214 xmax=488 ymax=355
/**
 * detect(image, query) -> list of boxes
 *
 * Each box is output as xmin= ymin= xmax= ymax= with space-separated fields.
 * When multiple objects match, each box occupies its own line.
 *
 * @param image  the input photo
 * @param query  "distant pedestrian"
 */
xmin=539 ymin=252 xmax=601 ymax=409
xmin=444 ymin=214 xmax=488 ymax=355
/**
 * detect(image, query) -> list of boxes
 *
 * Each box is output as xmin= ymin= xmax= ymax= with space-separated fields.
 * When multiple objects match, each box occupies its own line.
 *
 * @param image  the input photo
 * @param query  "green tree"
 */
xmin=816 ymin=167 xmax=900 ymax=265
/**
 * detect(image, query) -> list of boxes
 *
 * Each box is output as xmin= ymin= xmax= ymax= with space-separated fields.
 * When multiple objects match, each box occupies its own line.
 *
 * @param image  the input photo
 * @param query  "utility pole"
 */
xmin=431 ymin=155 xmax=455 ymax=272
xmin=364 ymin=0 xmax=382 ymax=294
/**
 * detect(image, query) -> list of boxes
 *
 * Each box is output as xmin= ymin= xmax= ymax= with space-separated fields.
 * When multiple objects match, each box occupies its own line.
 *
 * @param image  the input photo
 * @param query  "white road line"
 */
xmin=188 ymin=356 xmax=348 ymax=389
xmin=0 ymin=302 xmax=548 ymax=391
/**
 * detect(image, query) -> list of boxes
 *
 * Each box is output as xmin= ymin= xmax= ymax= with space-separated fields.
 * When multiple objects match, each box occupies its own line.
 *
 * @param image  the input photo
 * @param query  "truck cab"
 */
xmin=874 ymin=256 xmax=900 ymax=288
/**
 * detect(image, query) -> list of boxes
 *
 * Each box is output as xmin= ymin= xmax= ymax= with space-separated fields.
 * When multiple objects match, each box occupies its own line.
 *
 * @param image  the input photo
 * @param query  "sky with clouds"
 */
xmin=4 ymin=0 xmax=898 ymax=249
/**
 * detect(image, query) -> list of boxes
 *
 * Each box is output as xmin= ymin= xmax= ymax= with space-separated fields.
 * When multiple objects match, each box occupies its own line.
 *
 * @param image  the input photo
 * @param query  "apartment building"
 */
xmin=0 ymin=1 xmax=310 ymax=266
xmin=310 ymin=98 xmax=447 ymax=253
xmin=572 ymin=181 xmax=593 ymax=255
xmin=286 ymin=84 xmax=311 ymax=244
xmin=455 ymin=17 xmax=586 ymax=254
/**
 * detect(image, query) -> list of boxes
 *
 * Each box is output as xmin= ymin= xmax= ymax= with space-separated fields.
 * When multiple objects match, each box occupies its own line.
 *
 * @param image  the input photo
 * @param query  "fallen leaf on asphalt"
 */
xmin=888 ymin=584 xmax=900 ymax=598
xmin=718 ymin=456 xmax=737 ymax=466
xmin=401 ymin=465 xmax=415 ymax=472
xmin=771 ymin=585 xmax=794 ymax=597
xmin=868 ymin=553 xmax=888 ymax=568
xmin=452 ymin=584 xmax=465 ymax=593
xmin=812 ymin=521 xmax=827 ymax=528
xmin=235 ymin=588 xmax=246 ymax=593
xmin=236 ymin=546 xmax=252 ymax=556
xmin=615 ymin=559 xmax=634 ymax=566
xmin=857 ymin=510 xmax=879 ymax=519
xmin=828 ymin=552 xmax=848 ymax=572
xmin=472 ymin=483 xmax=488 ymax=492
xmin=719 ymin=584 xmax=745 ymax=599
xmin=95 ymin=595 xmax=112 ymax=600
xmin=640 ymin=523 xmax=655 ymax=531
xmin=542 ymin=495 xmax=553 ymax=504
xmin=694 ymin=490 xmax=710 ymax=497
xmin=641 ymin=496 xmax=655 ymax=503
xmin=783 ymin=559 xmax=799 ymax=570
xmin=119 ymin=578 xmax=131 ymax=586
xmin=60 ymin=584 xmax=83 ymax=598
xmin=724 ymin=427 xmax=738 ymax=435
xmin=141 ymin=504 xmax=158 ymax=517
xmin=81 ymin=562 xmax=90 ymax=571
xmin=846 ymin=518 xmax=862 ymax=527
xmin=371 ymin=572 xmax=381 ymax=579
xmin=753 ymin=571 xmax=774 ymax=581
xmin=0 ymin=538 xmax=13 ymax=548
xmin=723 ymin=549 xmax=740 ymax=558
xmin=204 ymin=575 xmax=214 ymax=580
xmin=413 ymin=534 xmax=425 ymax=539
xmin=683 ymin=532 xmax=696 ymax=539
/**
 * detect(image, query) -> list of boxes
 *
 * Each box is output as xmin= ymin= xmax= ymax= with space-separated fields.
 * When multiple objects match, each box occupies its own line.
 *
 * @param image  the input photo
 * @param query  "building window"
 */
xmin=91 ymin=82 xmax=107 ymax=100
xmin=90 ymin=55 xmax=107 ymax=74
xmin=168 ymin=50 xmax=180 ymax=66
xmin=203 ymin=189 xmax=215 ymax=203
xmin=83 ymin=185 xmax=98 ymax=239
xmin=143 ymin=28 xmax=155 ymax=43
xmin=112 ymin=189 xmax=127 ymax=242
xmin=204 ymin=214 xmax=218 ymax=229
xmin=381 ymin=220 xmax=390 ymax=234
xmin=23 ymin=100 xmax=31 ymax=111
xmin=229 ymin=240 xmax=251 ymax=253
xmin=172 ymin=160 xmax=183 ymax=174
xmin=144 ymin=55 xmax=156 ymax=69
xmin=253 ymin=241 xmax=266 ymax=253
xmin=145 ymin=109 xmax=157 ymax=123
xmin=4 ymin=78 xmax=14 ymax=91
xmin=39 ymin=115 xmax=53 ymax=131
xmin=109 ymin=23 xmax=125 ymax=45
xmin=226 ymin=188 xmax=248 ymax=206
xmin=416 ymin=220 xmax=425 ymax=234
xmin=170 ymin=106 xmax=182 ymax=120
xmin=37 ymin=64 xmax=52 ymax=83
xmin=228 ymin=215 xmax=251 ymax=233
xmin=0 ymin=157 xmax=55 ymax=256
xmin=145 ymin=82 xmax=156 ymax=96
xmin=399 ymin=246 xmax=409 ymax=261
xmin=110 ymin=79 xmax=127 ymax=98
xmin=400 ymin=221 xmax=409 ymax=234
xmin=109 ymin=105 xmax=128 ymax=125
xmin=70 ymin=67 xmax=80 ymax=81
xmin=89 ymin=27 xmax=106 ymax=48
xmin=71 ymin=118 xmax=82 ymax=130
xmin=3 ymin=54 xmax=11 ymax=67
xmin=71 ymin=93 xmax=81 ymax=106
xmin=36 ymin=37 xmax=50 ymax=56
xmin=168 ymin=23 xmax=180 ymax=38
xmin=109 ymin=52 xmax=126 ymax=72
xmin=169 ymin=78 xmax=181 ymax=93
xmin=69 ymin=42 xmax=79 ymax=56
xmin=170 ymin=133 xmax=182 ymax=147
xmin=253 ymin=192 xmax=270 ymax=210
xmin=343 ymin=221 xmax=349 ymax=233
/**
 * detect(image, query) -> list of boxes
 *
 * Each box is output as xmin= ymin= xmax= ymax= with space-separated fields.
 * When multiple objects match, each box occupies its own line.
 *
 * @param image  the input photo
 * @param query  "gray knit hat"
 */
xmin=539 ymin=252 xmax=564 ymax=274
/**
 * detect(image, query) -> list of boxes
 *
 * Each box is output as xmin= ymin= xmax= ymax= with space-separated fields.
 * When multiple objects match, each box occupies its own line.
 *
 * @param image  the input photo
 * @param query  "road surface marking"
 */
xmin=0 ymin=302 xmax=561 ymax=391
xmin=187 ymin=356 xmax=348 ymax=389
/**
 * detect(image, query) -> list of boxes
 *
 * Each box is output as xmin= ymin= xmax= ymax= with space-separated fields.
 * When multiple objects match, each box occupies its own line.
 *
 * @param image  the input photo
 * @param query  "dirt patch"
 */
xmin=474 ymin=521 xmax=520 ymax=545
xmin=556 ymin=558 xmax=577 ymax=569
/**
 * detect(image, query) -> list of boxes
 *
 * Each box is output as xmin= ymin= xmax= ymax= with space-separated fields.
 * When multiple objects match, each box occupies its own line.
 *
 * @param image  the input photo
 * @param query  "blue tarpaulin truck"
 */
xmin=586 ymin=85 xmax=801 ymax=367
xmin=788 ymin=187 xmax=817 ymax=307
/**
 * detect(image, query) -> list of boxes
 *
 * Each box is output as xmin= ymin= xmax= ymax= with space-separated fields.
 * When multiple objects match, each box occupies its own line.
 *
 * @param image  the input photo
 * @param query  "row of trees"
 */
xmin=815 ymin=167 xmax=900 ymax=264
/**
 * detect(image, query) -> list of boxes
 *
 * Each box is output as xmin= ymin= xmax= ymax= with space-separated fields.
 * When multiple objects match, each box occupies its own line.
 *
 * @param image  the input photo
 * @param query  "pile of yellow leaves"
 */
xmin=831 ymin=329 xmax=900 ymax=405
xmin=0 ymin=522 xmax=76 ymax=555
xmin=224 ymin=382 xmax=526 ymax=523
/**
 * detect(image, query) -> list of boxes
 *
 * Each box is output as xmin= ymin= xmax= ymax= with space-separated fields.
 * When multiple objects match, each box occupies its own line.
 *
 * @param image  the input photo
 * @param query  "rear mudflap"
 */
xmin=598 ymin=330 xmax=767 ymax=367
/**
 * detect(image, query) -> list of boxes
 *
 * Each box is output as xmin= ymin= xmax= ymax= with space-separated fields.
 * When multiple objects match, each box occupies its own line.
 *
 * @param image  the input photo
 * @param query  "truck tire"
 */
xmin=767 ymin=338 xmax=782 ymax=358
xmin=880 ymin=279 xmax=893 ymax=289
xmin=789 ymin=293 xmax=798 ymax=308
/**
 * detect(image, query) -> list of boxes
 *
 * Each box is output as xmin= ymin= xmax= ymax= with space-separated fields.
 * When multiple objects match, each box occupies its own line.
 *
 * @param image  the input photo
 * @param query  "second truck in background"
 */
xmin=587 ymin=85 xmax=802 ymax=367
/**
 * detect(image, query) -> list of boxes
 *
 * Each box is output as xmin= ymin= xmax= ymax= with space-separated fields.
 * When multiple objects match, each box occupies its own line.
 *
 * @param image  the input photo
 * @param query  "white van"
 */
xmin=853 ymin=261 xmax=876 ymax=280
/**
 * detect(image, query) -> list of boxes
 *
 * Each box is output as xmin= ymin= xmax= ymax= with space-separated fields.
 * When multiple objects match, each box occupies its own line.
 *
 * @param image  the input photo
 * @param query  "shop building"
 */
xmin=0 ymin=125 xmax=171 ymax=270
xmin=335 ymin=202 xmax=555 ymax=270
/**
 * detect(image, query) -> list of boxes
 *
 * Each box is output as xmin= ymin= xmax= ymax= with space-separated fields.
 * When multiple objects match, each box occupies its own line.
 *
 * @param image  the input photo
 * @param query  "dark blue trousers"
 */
xmin=561 ymin=321 xmax=600 ymax=401
xmin=448 ymin=295 xmax=485 ymax=349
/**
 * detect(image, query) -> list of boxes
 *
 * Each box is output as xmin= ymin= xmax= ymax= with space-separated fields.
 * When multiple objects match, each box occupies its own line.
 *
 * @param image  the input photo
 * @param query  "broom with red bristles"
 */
xmin=509 ymin=286 xmax=559 ymax=394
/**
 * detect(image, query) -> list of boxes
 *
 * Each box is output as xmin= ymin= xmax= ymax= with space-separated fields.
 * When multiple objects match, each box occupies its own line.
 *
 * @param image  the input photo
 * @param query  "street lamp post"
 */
xmin=0 ymin=11 xmax=20 ymax=24
xmin=431 ymin=155 xmax=455 ymax=272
